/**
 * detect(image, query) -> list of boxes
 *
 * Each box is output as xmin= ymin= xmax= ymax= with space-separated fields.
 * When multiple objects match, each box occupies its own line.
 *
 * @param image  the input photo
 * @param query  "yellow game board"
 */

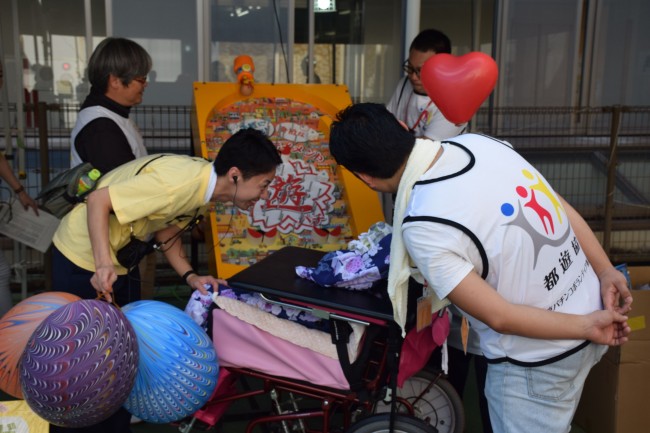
xmin=192 ymin=82 xmax=384 ymax=278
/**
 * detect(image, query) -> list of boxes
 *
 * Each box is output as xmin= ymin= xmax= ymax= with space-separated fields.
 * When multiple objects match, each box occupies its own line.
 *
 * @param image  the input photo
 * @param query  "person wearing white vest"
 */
xmin=70 ymin=37 xmax=151 ymax=174
xmin=55 ymin=36 xmax=152 ymax=433
xmin=329 ymin=103 xmax=633 ymax=433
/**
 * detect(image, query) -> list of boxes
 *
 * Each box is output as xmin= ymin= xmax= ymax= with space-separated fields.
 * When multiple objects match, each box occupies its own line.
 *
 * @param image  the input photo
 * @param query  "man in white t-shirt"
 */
xmin=386 ymin=29 xmax=466 ymax=141
xmin=384 ymin=29 xmax=467 ymax=223
xmin=329 ymin=103 xmax=633 ymax=433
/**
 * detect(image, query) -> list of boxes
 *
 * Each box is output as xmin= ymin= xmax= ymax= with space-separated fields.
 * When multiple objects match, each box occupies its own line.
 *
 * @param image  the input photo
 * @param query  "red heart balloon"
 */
xmin=420 ymin=52 xmax=498 ymax=124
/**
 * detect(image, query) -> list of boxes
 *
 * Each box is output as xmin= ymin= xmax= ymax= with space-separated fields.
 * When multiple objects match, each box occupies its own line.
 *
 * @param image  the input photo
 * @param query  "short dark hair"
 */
xmin=87 ymin=37 xmax=152 ymax=91
xmin=214 ymin=128 xmax=282 ymax=178
xmin=410 ymin=29 xmax=451 ymax=54
xmin=329 ymin=103 xmax=415 ymax=179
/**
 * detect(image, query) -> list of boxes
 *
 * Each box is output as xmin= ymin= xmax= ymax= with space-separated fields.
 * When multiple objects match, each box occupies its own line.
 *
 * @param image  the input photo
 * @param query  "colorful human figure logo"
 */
xmin=501 ymin=168 xmax=571 ymax=267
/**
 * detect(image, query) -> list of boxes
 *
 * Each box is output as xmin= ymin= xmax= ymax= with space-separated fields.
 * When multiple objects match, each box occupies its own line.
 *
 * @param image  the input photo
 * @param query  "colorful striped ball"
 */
xmin=0 ymin=292 xmax=81 ymax=398
xmin=122 ymin=300 xmax=219 ymax=423
xmin=20 ymin=299 xmax=138 ymax=427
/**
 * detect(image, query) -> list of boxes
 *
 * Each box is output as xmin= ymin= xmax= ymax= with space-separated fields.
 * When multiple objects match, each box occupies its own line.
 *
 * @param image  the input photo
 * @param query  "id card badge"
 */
xmin=416 ymin=280 xmax=434 ymax=332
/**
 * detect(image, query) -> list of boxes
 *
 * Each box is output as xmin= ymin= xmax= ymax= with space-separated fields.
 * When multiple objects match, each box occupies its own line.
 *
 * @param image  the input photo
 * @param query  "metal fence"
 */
xmin=471 ymin=105 xmax=650 ymax=263
xmin=1 ymin=103 xmax=649 ymax=296
xmin=1 ymin=102 xmax=197 ymax=295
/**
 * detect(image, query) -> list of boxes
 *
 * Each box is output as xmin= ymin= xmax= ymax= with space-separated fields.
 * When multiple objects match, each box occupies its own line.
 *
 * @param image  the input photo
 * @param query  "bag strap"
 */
xmin=135 ymin=154 xmax=167 ymax=175
xmin=330 ymin=320 xmax=383 ymax=392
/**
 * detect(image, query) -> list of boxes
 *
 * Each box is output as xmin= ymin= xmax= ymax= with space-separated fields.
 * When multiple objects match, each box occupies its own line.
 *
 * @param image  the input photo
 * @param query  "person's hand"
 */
xmin=186 ymin=273 xmax=229 ymax=295
xmin=16 ymin=191 xmax=39 ymax=215
xmin=583 ymin=309 xmax=631 ymax=346
xmin=599 ymin=266 xmax=633 ymax=314
xmin=90 ymin=264 xmax=118 ymax=303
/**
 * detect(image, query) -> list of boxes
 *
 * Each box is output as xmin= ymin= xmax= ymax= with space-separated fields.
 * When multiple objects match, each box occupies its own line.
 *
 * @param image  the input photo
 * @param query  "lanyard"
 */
xmin=408 ymin=98 xmax=434 ymax=132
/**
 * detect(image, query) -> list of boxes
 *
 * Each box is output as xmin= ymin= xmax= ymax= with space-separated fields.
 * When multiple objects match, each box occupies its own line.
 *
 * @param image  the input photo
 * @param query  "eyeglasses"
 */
xmin=132 ymin=76 xmax=148 ymax=85
xmin=402 ymin=60 xmax=421 ymax=78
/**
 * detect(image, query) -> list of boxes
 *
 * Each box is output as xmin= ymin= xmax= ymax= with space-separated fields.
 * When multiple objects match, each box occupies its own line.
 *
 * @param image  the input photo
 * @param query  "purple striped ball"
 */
xmin=20 ymin=299 xmax=138 ymax=427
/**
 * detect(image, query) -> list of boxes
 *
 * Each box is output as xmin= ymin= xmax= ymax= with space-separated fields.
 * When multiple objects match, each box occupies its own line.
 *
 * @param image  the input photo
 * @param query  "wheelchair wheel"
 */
xmin=346 ymin=413 xmax=438 ymax=433
xmin=373 ymin=370 xmax=465 ymax=433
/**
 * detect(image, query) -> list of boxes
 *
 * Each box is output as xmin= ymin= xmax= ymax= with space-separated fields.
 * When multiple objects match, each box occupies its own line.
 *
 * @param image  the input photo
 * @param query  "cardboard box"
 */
xmin=573 ymin=266 xmax=650 ymax=433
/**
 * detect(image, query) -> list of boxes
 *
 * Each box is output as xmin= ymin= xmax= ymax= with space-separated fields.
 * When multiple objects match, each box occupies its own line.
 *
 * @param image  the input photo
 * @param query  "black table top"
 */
xmin=227 ymin=246 xmax=394 ymax=322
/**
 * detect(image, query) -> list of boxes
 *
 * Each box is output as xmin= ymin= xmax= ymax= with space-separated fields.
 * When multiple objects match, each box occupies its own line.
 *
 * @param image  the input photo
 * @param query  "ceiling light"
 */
xmin=315 ymin=0 xmax=336 ymax=13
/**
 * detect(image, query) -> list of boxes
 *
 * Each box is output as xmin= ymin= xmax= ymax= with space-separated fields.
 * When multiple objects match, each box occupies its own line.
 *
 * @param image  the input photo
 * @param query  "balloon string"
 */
xmin=96 ymin=291 xmax=122 ymax=310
